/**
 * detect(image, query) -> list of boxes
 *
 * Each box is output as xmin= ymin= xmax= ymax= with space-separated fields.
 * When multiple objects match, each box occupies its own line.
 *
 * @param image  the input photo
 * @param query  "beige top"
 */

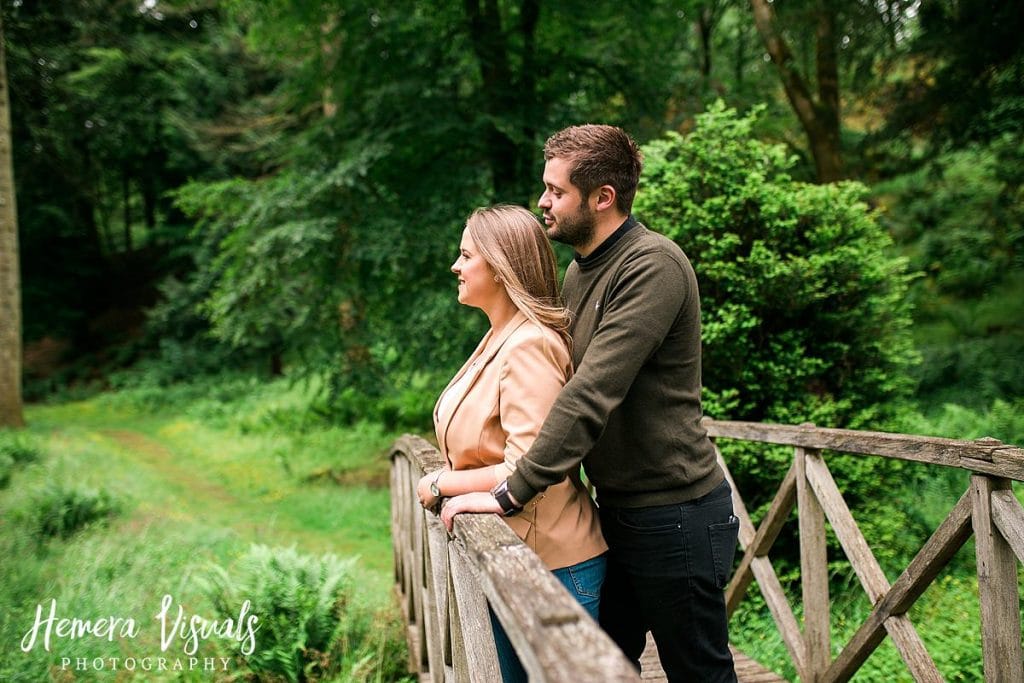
xmin=434 ymin=311 xmax=606 ymax=570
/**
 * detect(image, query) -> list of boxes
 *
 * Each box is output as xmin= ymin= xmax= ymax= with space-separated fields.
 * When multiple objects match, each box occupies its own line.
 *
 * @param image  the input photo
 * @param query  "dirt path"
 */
xmin=100 ymin=428 xmax=239 ymax=504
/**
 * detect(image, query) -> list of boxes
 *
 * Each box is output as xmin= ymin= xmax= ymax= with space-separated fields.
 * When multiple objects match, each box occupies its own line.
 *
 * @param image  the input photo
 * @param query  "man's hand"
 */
xmin=440 ymin=492 xmax=502 ymax=532
xmin=417 ymin=471 xmax=442 ymax=511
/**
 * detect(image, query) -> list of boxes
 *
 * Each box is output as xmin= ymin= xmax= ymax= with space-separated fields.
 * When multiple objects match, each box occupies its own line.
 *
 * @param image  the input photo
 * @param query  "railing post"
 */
xmin=971 ymin=473 xmax=1024 ymax=683
xmin=797 ymin=445 xmax=830 ymax=681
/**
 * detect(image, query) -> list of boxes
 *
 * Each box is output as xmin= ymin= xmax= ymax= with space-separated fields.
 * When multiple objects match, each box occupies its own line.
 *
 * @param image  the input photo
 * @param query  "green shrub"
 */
xmin=637 ymin=102 xmax=919 ymax=516
xmin=199 ymin=544 xmax=409 ymax=682
xmin=0 ymin=429 xmax=43 ymax=465
xmin=27 ymin=483 xmax=120 ymax=540
xmin=638 ymin=101 xmax=918 ymax=427
xmin=0 ymin=452 xmax=13 ymax=489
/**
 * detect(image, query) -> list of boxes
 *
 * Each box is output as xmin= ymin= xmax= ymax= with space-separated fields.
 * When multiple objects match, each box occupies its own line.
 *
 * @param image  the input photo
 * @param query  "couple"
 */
xmin=416 ymin=125 xmax=739 ymax=683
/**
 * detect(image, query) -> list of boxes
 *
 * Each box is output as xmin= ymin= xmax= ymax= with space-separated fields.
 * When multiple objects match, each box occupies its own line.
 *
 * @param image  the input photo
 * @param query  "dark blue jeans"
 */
xmin=489 ymin=553 xmax=606 ymax=683
xmin=598 ymin=479 xmax=739 ymax=682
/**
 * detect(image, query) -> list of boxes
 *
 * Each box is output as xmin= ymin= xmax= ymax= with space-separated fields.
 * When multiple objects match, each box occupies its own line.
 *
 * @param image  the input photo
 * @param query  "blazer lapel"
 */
xmin=435 ymin=311 xmax=529 ymax=461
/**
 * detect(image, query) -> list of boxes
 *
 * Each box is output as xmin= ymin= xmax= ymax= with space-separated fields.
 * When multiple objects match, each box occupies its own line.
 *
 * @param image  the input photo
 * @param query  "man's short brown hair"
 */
xmin=543 ymin=124 xmax=643 ymax=214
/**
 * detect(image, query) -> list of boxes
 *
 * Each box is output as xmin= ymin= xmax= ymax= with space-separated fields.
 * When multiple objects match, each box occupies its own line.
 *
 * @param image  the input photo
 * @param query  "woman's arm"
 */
xmin=427 ymin=329 xmax=567 ymax=520
xmin=416 ymin=464 xmax=506 ymax=510
xmin=418 ymin=330 xmax=568 ymax=512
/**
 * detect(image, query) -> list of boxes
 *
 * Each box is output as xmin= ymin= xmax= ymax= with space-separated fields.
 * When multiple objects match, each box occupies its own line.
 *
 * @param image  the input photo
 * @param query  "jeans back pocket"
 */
xmin=707 ymin=515 xmax=740 ymax=589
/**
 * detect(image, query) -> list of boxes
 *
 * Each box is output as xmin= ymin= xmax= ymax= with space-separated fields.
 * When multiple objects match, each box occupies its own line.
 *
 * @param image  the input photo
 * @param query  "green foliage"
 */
xmin=0 ymin=429 xmax=42 ymax=489
xmin=0 ymin=428 xmax=42 ymax=465
xmin=873 ymin=136 xmax=1024 ymax=408
xmin=25 ymin=482 xmax=120 ymax=540
xmin=637 ymin=102 xmax=919 ymax=426
xmin=200 ymin=544 xmax=408 ymax=682
xmin=0 ymin=453 xmax=12 ymax=489
xmin=891 ymin=397 xmax=1024 ymax=447
xmin=637 ymin=102 xmax=919 ymax=521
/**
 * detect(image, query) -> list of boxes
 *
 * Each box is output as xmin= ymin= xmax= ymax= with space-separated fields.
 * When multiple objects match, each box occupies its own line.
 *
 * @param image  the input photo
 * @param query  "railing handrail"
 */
xmin=389 ymin=434 xmax=640 ymax=682
xmin=706 ymin=419 xmax=1024 ymax=683
xmin=391 ymin=425 xmax=1024 ymax=683
xmin=703 ymin=418 xmax=1024 ymax=481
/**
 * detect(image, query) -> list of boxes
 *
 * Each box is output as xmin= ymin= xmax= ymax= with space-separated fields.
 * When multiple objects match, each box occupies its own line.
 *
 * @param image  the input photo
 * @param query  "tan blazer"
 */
xmin=434 ymin=311 xmax=606 ymax=570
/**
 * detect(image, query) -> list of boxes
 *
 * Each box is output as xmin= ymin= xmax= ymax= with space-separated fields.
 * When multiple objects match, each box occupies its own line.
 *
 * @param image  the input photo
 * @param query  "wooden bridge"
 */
xmin=390 ymin=420 xmax=1024 ymax=682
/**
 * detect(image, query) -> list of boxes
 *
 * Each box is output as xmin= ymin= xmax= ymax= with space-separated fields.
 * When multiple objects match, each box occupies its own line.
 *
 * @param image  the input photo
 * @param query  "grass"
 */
xmin=0 ymin=376 xmax=408 ymax=681
xmin=4 ymin=374 xmax=1021 ymax=681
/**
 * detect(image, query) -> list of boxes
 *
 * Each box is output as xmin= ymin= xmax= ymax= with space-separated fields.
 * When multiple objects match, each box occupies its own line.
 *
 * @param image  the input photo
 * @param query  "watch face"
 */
xmin=430 ymin=482 xmax=441 ymax=497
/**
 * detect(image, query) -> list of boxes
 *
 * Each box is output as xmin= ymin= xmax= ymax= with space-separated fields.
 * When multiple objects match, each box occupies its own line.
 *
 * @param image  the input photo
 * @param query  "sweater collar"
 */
xmin=575 ymin=215 xmax=638 ymax=267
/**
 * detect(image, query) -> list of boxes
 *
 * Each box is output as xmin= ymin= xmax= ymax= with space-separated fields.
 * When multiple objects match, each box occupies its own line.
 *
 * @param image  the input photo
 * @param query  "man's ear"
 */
xmin=593 ymin=185 xmax=617 ymax=212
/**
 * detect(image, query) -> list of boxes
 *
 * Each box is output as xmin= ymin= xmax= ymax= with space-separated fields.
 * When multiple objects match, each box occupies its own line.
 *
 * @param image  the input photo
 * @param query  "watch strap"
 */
xmin=491 ymin=479 xmax=521 ymax=517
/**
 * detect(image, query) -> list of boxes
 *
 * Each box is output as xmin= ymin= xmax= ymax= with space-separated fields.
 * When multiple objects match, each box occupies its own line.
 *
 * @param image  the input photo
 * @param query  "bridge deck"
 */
xmin=640 ymin=633 xmax=787 ymax=682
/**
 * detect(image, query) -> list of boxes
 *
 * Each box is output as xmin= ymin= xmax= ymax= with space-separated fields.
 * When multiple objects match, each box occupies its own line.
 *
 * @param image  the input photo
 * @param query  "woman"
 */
xmin=416 ymin=205 xmax=606 ymax=683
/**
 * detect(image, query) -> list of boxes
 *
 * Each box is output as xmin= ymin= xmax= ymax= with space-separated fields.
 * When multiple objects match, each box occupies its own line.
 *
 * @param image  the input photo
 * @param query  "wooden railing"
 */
xmin=708 ymin=420 xmax=1024 ymax=683
xmin=389 ymin=435 xmax=639 ymax=682
xmin=390 ymin=424 xmax=1024 ymax=682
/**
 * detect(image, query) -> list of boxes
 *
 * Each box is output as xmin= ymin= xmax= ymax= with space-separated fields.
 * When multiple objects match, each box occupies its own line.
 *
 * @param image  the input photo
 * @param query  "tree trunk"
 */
xmin=0 ymin=11 xmax=25 ymax=427
xmin=122 ymin=164 xmax=133 ymax=253
xmin=697 ymin=7 xmax=714 ymax=85
xmin=749 ymin=0 xmax=844 ymax=182
xmin=464 ymin=0 xmax=539 ymax=203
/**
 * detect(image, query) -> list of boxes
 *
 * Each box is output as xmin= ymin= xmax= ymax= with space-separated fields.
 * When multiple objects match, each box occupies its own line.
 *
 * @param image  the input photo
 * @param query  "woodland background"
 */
xmin=0 ymin=1 xmax=1022 ymax=681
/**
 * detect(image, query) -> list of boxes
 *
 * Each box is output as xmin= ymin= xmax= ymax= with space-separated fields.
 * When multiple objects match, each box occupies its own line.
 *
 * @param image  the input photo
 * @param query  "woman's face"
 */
xmin=451 ymin=228 xmax=503 ymax=310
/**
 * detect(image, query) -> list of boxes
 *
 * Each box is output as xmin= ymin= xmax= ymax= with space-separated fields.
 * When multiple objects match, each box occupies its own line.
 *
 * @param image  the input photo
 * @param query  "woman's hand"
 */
xmin=417 ymin=471 xmax=442 ymax=511
xmin=440 ymin=491 xmax=502 ymax=532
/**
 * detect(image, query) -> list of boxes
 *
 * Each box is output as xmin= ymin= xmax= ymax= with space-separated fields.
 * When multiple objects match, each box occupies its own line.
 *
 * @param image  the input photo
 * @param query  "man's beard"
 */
xmin=548 ymin=200 xmax=597 ymax=248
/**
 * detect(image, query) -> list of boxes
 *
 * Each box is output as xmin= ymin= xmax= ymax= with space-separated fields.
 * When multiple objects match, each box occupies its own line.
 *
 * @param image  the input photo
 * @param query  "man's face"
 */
xmin=539 ymin=157 xmax=596 ymax=248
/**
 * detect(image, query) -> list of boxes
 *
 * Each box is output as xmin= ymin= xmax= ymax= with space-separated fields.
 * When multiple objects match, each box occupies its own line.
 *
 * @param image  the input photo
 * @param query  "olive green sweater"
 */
xmin=507 ymin=222 xmax=724 ymax=508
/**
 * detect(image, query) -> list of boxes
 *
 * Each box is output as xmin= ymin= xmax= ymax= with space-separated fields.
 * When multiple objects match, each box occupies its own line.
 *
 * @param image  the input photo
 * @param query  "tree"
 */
xmin=0 ymin=8 xmax=24 ymax=427
xmin=749 ymin=0 xmax=843 ymax=182
xmin=635 ymin=102 xmax=917 ymax=427
xmin=635 ymin=101 xmax=919 ymax=533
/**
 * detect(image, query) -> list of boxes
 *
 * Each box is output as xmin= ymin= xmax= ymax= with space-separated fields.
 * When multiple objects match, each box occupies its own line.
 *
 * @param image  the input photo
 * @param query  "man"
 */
xmin=442 ymin=124 xmax=739 ymax=682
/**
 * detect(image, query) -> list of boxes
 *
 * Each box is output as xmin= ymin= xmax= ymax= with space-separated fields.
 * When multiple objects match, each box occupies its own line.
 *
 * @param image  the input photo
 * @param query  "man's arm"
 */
xmin=506 ymin=251 xmax=689 ymax=504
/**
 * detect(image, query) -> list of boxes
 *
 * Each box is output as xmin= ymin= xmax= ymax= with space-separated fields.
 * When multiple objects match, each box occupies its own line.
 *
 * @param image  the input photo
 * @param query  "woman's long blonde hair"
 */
xmin=465 ymin=205 xmax=572 ymax=348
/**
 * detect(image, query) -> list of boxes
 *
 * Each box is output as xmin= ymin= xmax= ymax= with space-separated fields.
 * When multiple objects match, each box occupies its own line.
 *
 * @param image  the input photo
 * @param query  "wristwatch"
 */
xmin=491 ymin=479 xmax=522 ymax=517
xmin=429 ymin=470 xmax=444 ymax=498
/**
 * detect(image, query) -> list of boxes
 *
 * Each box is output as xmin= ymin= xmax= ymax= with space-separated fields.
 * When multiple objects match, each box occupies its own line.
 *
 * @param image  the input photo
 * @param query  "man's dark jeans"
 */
xmin=598 ymin=479 xmax=740 ymax=682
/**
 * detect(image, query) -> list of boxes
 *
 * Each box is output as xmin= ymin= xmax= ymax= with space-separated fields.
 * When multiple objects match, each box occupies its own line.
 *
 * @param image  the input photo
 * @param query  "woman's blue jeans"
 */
xmin=488 ymin=553 xmax=606 ymax=683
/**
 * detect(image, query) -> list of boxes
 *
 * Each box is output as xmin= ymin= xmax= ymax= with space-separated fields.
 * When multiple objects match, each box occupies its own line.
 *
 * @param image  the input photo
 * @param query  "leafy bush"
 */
xmin=638 ymin=101 xmax=919 ymax=426
xmin=636 ymin=102 xmax=919 ymax=515
xmin=199 ymin=544 xmax=408 ymax=682
xmin=0 ymin=429 xmax=43 ymax=465
xmin=27 ymin=483 xmax=120 ymax=540
xmin=0 ymin=453 xmax=13 ymax=489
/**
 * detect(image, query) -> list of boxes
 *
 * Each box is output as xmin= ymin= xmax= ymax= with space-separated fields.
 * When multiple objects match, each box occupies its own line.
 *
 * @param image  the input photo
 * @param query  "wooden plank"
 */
xmin=423 ymin=511 xmax=448 ymax=682
xmin=990 ymin=488 xmax=1024 ymax=564
xmin=452 ymin=512 xmax=641 ymax=682
xmin=796 ymin=448 xmax=830 ymax=681
xmin=639 ymin=634 xmax=787 ymax=682
xmin=971 ymin=475 xmax=1024 ymax=683
xmin=705 ymin=421 xmax=1024 ymax=480
xmin=447 ymin=539 xmax=501 ymax=683
xmin=804 ymin=453 xmax=890 ymax=603
xmin=716 ymin=442 xmax=758 ymax=547
xmin=717 ymin=448 xmax=804 ymax=673
xmin=726 ymin=463 xmax=797 ymax=615
xmin=804 ymin=453 xmax=943 ymax=681
xmin=750 ymin=555 xmax=806 ymax=676
xmin=889 ymin=489 xmax=974 ymax=615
